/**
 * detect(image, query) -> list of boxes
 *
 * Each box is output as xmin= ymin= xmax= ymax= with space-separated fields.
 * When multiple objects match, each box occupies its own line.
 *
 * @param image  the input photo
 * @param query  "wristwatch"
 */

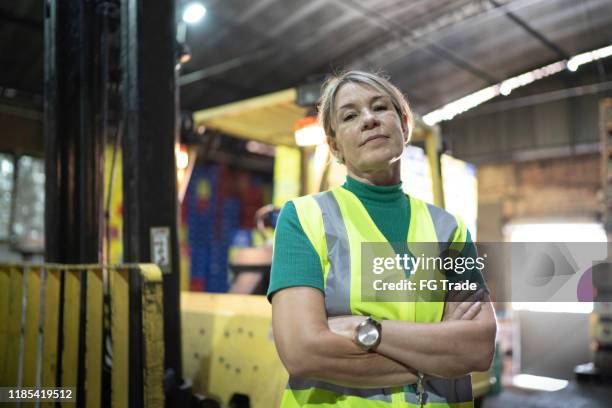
xmin=354 ymin=316 xmax=382 ymax=351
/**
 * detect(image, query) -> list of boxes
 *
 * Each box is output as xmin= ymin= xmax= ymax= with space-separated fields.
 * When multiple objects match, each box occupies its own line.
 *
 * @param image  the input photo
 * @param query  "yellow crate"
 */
xmin=181 ymin=293 xmax=288 ymax=408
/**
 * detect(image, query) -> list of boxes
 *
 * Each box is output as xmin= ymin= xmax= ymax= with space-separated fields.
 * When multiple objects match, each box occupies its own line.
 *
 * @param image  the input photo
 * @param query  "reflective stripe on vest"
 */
xmin=288 ymin=377 xmax=392 ymax=401
xmin=405 ymin=376 xmax=473 ymax=405
xmin=285 ymin=188 xmax=473 ymax=407
xmin=425 ymin=203 xmax=457 ymax=254
xmin=313 ymin=192 xmax=351 ymax=317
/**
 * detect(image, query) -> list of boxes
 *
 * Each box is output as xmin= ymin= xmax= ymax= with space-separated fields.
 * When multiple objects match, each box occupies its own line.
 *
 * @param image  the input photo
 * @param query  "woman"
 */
xmin=268 ymin=70 xmax=496 ymax=407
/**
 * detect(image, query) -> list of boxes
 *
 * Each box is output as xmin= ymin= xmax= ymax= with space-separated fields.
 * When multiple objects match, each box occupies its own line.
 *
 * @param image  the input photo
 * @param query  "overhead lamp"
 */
xmin=423 ymin=43 xmax=612 ymax=125
xmin=566 ymin=44 xmax=612 ymax=72
xmin=294 ymin=116 xmax=326 ymax=147
xmin=176 ymin=143 xmax=195 ymax=203
xmin=176 ymin=144 xmax=189 ymax=170
xmin=178 ymin=43 xmax=192 ymax=65
xmin=182 ymin=3 xmax=206 ymax=24
xmin=499 ymin=83 xmax=512 ymax=96
xmin=566 ymin=59 xmax=579 ymax=72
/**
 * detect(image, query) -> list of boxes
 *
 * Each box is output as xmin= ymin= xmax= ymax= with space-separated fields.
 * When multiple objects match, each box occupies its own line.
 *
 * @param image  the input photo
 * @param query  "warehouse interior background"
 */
xmin=1 ymin=0 xmax=612 ymax=407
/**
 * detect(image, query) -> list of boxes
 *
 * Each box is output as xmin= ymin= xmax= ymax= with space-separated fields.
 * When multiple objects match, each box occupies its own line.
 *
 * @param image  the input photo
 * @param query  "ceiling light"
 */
xmin=295 ymin=125 xmax=326 ymax=147
xmin=294 ymin=116 xmax=326 ymax=146
xmin=499 ymin=83 xmax=512 ymax=96
xmin=566 ymin=44 xmax=612 ymax=72
xmin=176 ymin=144 xmax=189 ymax=170
xmin=423 ymin=87 xmax=498 ymax=126
xmin=566 ymin=60 xmax=579 ymax=72
xmin=182 ymin=3 xmax=206 ymax=24
xmin=423 ymin=43 xmax=612 ymax=125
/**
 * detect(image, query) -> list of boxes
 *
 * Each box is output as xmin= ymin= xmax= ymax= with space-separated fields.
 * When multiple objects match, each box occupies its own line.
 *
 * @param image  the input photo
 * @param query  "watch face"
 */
xmin=357 ymin=322 xmax=379 ymax=347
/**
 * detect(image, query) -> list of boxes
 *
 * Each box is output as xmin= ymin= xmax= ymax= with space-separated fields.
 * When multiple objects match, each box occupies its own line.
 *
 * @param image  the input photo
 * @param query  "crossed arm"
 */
xmin=271 ymin=286 xmax=496 ymax=388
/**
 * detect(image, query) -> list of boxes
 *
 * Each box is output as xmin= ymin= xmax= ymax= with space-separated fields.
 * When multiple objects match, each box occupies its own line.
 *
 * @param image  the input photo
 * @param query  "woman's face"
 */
xmin=331 ymin=82 xmax=407 ymax=174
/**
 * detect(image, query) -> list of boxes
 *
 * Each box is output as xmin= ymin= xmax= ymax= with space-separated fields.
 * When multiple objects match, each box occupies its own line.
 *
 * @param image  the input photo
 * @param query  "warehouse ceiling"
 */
xmin=1 ymin=0 xmax=612 ymax=118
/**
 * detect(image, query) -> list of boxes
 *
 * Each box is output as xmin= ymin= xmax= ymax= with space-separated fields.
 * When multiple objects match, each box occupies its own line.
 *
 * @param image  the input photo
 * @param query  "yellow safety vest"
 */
xmin=281 ymin=186 xmax=474 ymax=408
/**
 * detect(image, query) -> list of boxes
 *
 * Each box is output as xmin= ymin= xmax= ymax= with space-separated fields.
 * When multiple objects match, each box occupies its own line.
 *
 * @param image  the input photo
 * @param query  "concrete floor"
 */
xmin=481 ymin=382 xmax=612 ymax=408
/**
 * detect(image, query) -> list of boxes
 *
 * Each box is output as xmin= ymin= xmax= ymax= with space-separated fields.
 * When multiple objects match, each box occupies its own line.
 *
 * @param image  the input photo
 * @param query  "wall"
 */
xmin=477 ymin=153 xmax=601 ymax=241
xmin=474 ymin=154 xmax=600 ymax=319
xmin=475 ymin=156 xmax=599 ymax=378
xmin=442 ymin=61 xmax=611 ymax=165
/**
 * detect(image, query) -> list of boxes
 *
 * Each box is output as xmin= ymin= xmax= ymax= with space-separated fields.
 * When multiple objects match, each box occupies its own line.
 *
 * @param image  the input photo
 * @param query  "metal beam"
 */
xmin=488 ymin=0 xmax=570 ymax=60
xmin=266 ymin=0 xmax=326 ymax=37
xmin=44 ymin=1 xmax=104 ymax=406
xmin=179 ymin=47 xmax=276 ymax=87
xmin=336 ymin=0 xmax=548 ymax=83
xmin=120 ymin=2 xmax=183 ymax=406
xmin=185 ymin=0 xmax=276 ymax=52
xmin=460 ymin=80 xmax=612 ymax=117
xmin=330 ymin=0 xmax=500 ymax=84
xmin=424 ymin=128 xmax=445 ymax=209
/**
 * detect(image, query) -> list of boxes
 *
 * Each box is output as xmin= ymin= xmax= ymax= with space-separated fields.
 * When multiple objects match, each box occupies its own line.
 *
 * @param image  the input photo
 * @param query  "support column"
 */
xmin=425 ymin=126 xmax=445 ymax=209
xmin=44 ymin=2 xmax=104 ymax=263
xmin=44 ymin=0 xmax=104 ymax=405
xmin=120 ymin=2 xmax=183 ymax=406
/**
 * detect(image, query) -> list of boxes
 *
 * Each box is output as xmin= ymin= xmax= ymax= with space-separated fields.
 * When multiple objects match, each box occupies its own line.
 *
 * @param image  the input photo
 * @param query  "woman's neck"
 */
xmin=346 ymin=161 xmax=401 ymax=186
xmin=342 ymin=175 xmax=405 ymax=207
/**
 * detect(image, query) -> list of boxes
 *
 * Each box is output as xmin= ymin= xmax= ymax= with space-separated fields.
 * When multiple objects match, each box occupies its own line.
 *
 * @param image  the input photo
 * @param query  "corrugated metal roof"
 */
xmin=1 ymin=0 xmax=611 ymax=119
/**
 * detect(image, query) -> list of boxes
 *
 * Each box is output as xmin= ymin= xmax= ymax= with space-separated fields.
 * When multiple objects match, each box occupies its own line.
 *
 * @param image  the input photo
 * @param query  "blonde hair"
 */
xmin=317 ymin=70 xmax=413 ymax=149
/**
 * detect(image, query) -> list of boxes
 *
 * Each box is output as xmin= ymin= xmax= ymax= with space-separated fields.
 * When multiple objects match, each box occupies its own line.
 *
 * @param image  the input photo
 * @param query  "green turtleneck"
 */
xmin=267 ymin=176 xmax=481 ymax=300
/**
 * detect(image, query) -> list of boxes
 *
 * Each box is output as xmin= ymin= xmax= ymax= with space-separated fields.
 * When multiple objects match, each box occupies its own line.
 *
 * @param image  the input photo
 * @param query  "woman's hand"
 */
xmin=376 ymin=290 xmax=497 ymax=378
xmin=272 ymin=287 xmax=419 ymax=387
xmin=328 ymin=287 xmax=488 ymax=338
xmin=328 ymin=315 xmax=367 ymax=339
xmin=442 ymin=288 xmax=486 ymax=321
